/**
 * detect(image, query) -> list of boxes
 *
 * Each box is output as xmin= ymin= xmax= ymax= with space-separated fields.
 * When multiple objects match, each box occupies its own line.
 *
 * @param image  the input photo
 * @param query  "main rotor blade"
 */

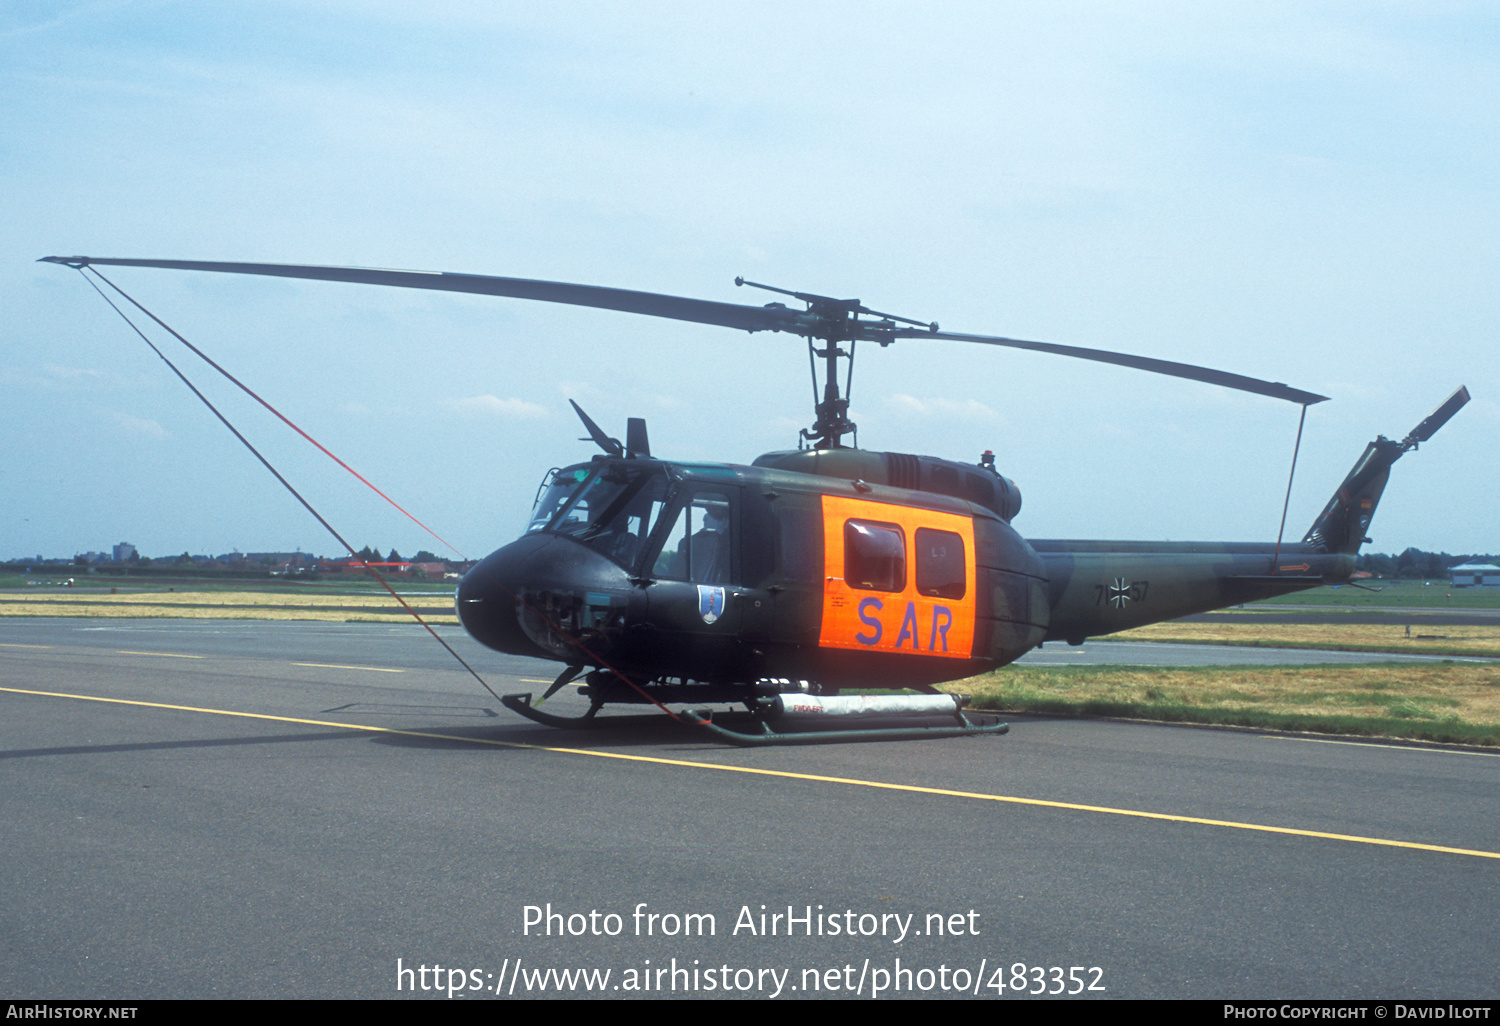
xmin=899 ymin=327 xmax=1330 ymax=406
xmin=42 ymin=255 xmax=1329 ymax=404
xmin=38 ymin=256 xmax=806 ymax=335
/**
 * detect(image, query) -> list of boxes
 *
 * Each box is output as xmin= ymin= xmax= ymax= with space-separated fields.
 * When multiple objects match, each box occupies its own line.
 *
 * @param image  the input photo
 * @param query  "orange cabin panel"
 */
xmin=817 ymin=494 xmax=977 ymax=659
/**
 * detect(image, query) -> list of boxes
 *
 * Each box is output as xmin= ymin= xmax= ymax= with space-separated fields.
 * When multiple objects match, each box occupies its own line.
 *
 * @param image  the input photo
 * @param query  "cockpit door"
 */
xmin=636 ymin=486 xmax=755 ymax=680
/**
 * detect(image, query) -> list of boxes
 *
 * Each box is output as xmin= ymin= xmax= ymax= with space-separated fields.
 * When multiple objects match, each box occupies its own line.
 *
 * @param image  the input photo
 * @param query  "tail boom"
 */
xmin=1034 ymin=542 xmax=1353 ymax=645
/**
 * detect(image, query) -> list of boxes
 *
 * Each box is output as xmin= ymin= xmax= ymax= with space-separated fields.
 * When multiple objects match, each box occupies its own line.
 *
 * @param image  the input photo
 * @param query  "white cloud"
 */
xmin=886 ymin=394 xmax=999 ymax=422
xmin=43 ymin=363 xmax=103 ymax=380
xmin=443 ymin=395 xmax=549 ymax=419
xmin=104 ymin=410 xmax=170 ymax=440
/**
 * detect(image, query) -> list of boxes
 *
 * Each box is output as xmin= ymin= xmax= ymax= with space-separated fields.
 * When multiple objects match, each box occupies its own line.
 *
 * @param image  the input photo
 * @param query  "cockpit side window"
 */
xmin=650 ymin=490 xmax=733 ymax=584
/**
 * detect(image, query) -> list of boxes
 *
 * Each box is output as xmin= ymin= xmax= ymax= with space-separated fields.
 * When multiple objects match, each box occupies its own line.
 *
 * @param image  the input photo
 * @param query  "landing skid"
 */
xmin=501 ymin=692 xmax=607 ymax=730
xmin=500 ymin=690 xmax=1009 ymax=746
xmin=684 ymin=707 xmax=1008 ymax=747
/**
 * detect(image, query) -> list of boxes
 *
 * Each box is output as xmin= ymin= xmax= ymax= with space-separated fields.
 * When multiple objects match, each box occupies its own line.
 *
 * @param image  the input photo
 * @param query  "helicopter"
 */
xmin=41 ymin=255 xmax=1470 ymax=745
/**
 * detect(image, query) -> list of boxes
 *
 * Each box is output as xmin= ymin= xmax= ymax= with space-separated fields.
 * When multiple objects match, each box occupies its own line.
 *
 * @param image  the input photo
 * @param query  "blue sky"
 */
xmin=5 ymin=2 xmax=1496 ymax=561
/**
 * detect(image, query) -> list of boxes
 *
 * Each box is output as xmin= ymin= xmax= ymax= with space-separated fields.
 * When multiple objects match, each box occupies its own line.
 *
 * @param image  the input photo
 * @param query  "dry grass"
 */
xmin=1111 ymin=621 xmax=1500 ymax=658
xmin=0 ymin=590 xmax=458 ymax=624
xmin=953 ymin=662 xmax=1500 ymax=745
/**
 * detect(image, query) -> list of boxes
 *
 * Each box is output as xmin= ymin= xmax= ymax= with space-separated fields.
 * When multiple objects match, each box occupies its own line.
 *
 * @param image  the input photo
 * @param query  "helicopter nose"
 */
xmin=456 ymin=534 xmax=632 ymax=659
xmin=455 ymin=539 xmax=547 ymax=657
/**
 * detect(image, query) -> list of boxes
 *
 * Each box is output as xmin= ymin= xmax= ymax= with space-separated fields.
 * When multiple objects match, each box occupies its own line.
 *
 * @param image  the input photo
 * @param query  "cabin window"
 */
xmin=915 ymin=527 xmax=966 ymax=600
xmin=844 ymin=520 xmax=905 ymax=592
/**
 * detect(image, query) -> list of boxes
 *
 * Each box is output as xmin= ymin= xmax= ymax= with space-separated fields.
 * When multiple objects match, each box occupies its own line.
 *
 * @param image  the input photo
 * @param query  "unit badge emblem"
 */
xmin=697 ymin=585 xmax=726 ymax=624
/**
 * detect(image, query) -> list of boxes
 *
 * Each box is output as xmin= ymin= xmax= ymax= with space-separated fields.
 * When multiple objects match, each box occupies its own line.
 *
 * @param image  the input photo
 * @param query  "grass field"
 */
xmin=1254 ymin=581 xmax=1500 ymax=609
xmin=952 ymin=661 xmax=1500 ymax=747
xmin=0 ymin=587 xmax=459 ymax=623
xmin=1111 ymin=620 xmax=1500 ymax=658
xmin=0 ymin=572 xmax=456 ymax=593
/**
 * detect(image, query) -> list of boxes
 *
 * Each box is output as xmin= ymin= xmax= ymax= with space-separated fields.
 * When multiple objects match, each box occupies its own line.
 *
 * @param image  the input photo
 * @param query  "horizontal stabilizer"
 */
xmin=1223 ymin=575 xmax=1327 ymax=585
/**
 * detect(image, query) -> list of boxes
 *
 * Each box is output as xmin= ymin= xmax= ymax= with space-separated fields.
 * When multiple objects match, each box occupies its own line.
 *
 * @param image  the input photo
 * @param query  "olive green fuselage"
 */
xmin=457 ymin=449 xmax=1362 ymax=697
xmin=1034 ymin=541 xmax=1354 ymax=646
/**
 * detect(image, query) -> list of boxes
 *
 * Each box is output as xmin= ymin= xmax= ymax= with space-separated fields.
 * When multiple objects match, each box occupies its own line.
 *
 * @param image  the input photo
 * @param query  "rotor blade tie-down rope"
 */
xmin=85 ymin=268 xmax=466 ymax=561
xmin=1270 ymin=402 xmax=1311 ymax=574
xmin=75 ymin=267 xmax=503 ymax=703
xmin=77 ymin=268 xmax=686 ymax=722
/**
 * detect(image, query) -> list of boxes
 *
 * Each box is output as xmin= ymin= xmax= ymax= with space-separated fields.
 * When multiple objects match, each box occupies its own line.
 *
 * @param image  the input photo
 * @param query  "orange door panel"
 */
xmin=817 ymin=494 xmax=976 ymax=659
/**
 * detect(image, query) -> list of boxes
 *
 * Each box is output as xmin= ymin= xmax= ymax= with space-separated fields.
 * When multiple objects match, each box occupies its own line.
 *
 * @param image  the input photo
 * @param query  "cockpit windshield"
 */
xmin=529 ymin=462 xmax=674 ymax=569
xmin=527 ymin=465 xmax=592 ymax=534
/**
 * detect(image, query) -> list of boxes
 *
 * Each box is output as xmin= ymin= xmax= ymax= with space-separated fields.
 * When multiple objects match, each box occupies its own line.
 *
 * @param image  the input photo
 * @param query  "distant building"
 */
xmin=321 ymin=559 xmax=410 ymax=575
xmin=113 ymin=542 xmax=137 ymax=562
xmin=1449 ymin=564 xmax=1500 ymax=588
xmin=247 ymin=551 xmax=313 ymax=566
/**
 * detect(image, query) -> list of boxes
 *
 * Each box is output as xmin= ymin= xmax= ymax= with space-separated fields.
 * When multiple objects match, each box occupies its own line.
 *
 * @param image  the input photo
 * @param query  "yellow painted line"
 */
xmin=114 ymin=650 xmax=206 ymax=659
xmin=292 ymin=662 xmax=405 ymax=673
xmin=0 ymin=643 xmax=52 ymax=649
xmin=1273 ymin=736 xmax=1500 ymax=758
xmin=2 ymin=683 xmax=1497 ymax=862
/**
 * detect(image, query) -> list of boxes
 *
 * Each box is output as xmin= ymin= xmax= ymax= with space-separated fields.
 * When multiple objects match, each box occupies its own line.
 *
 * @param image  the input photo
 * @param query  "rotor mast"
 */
xmin=808 ymin=333 xmax=854 ymax=450
xmin=736 ymin=277 xmax=936 ymax=449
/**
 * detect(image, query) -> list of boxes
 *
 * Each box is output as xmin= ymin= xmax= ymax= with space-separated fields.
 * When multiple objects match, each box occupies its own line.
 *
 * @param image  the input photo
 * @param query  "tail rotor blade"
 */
xmin=1404 ymin=385 xmax=1470 ymax=446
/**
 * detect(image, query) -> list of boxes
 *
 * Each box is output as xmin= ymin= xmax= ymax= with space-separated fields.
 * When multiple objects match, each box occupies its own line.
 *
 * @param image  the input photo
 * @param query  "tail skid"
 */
xmin=1303 ymin=387 xmax=1469 ymax=555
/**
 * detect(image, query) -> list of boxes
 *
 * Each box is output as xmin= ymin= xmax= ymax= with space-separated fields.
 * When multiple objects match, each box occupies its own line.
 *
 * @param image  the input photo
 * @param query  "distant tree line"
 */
xmin=1357 ymin=549 xmax=1498 ymax=579
xmin=7 ymin=545 xmax=459 ymax=580
xmin=350 ymin=547 xmax=443 ymax=564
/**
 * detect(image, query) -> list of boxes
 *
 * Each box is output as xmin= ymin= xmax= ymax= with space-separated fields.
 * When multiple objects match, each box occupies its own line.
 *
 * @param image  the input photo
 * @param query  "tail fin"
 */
xmin=1303 ymin=387 xmax=1469 ymax=555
